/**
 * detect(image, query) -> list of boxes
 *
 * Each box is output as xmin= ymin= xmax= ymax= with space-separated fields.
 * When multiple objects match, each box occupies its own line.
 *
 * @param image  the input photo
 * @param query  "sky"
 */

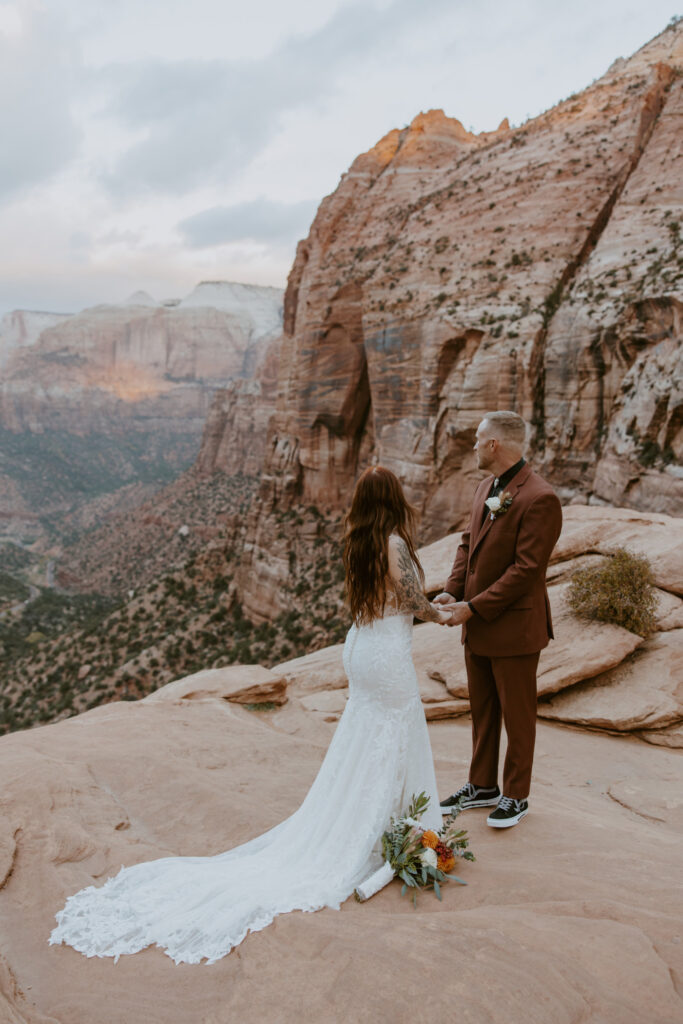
xmin=0 ymin=0 xmax=679 ymax=315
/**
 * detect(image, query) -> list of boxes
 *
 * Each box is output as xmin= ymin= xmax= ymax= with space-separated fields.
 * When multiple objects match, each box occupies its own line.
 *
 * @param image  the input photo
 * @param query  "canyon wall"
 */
xmin=0 ymin=282 xmax=283 ymax=541
xmin=233 ymin=22 xmax=682 ymax=617
xmin=0 ymin=309 xmax=70 ymax=368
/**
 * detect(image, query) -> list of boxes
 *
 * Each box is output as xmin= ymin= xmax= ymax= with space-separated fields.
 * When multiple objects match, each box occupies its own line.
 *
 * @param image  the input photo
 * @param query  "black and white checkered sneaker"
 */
xmin=487 ymin=796 xmax=529 ymax=828
xmin=440 ymin=781 xmax=501 ymax=814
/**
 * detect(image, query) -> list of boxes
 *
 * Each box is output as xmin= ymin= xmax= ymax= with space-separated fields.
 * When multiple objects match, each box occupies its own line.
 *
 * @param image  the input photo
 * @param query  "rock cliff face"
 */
xmin=194 ymin=332 xmax=281 ymax=478
xmin=0 ymin=309 xmax=70 ymax=368
xmin=0 ymin=283 xmax=283 ymax=435
xmin=233 ymin=22 xmax=682 ymax=617
xmin=0 ymin=282 xmax=283 ymax=541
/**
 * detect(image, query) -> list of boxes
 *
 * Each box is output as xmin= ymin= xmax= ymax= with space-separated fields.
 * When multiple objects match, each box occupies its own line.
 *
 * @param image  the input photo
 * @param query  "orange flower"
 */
xmin=421 ymin=830 xmax=439 ymax=849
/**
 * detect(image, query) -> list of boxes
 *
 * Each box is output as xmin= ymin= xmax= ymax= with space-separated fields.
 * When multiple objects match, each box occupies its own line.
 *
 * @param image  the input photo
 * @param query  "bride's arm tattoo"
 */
xmin=393 ymin=539 xmax=441 ymax=622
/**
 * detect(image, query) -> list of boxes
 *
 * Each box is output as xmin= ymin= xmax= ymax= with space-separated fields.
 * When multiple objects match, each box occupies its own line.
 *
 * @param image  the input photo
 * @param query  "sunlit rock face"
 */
xmin=232 ymin=23 xmax=682 ymax=618
xmin=0 ymin=283 xmax=283 ymax=540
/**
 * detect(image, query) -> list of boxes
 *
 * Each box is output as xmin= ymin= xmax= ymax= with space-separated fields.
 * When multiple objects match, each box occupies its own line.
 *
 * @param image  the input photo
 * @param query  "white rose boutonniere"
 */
xmin=485 ymin=490 xmax=513 ymax=521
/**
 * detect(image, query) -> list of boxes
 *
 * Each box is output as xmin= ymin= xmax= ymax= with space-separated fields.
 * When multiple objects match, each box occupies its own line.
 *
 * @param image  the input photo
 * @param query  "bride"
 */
xmin=49 ymin=466 xmax=451 ymax=965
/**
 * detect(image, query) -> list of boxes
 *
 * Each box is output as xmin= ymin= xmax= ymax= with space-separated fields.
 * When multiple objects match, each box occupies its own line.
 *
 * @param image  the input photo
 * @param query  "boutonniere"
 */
xmin=485 ymin=491 xmax=513 ymax=521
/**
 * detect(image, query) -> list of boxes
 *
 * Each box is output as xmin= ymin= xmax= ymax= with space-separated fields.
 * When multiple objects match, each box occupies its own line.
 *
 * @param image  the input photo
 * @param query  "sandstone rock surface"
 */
xmin=552 ymin=506 xmax=683 ymax=595
xmin=0 ymin=690 xmax=681 ymax=1023
xmin=537 ymin=582 xmax=645 ymax=696
xmin=417 ymin=531 xmax=462 ymax=593
xmin=143 ymin=665 xmax=288 ymax=706
xmin=539 ymin=629 xmax=683 ymax=731
xmin=276 ymin=643 xmax=347 ymax=694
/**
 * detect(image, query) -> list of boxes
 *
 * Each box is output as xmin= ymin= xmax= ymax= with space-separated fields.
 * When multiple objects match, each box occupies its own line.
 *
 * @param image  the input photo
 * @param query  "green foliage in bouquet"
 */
xmin=567 ymin=547 xmax=658 ymax=637
xmin=381 ymin=792 xmax=475 ymax=906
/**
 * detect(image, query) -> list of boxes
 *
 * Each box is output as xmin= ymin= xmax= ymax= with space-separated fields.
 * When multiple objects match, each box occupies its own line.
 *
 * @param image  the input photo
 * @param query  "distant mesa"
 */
xmin=124 ymin=291 xmax=159 ymax=307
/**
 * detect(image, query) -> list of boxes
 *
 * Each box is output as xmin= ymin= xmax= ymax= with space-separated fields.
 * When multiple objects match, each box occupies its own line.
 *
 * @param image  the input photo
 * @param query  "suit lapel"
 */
xmin=471 ymin=463 xmax=533 ymax=556
xmin=470 ymin=475 xmax=495 ymax=551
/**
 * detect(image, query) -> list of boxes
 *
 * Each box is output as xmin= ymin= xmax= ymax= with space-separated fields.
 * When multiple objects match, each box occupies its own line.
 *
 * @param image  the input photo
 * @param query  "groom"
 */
xmin=434 ymin=411 xmax=562 ymax=828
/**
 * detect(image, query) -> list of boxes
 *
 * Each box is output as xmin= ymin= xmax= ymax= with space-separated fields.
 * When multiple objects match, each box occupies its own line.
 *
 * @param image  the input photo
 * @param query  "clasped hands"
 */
xmin=430 ymin=592 xmax=474 ymax=627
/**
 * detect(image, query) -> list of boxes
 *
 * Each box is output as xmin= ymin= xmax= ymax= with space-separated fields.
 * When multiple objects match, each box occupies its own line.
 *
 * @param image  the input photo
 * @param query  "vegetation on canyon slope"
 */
xmin=56 ymin=471 xmax=260 ymax=596
xmin=0 ymin=426 xmax=194 ymax=546
xmin=0 ymin=503 xmax=349 ymax=736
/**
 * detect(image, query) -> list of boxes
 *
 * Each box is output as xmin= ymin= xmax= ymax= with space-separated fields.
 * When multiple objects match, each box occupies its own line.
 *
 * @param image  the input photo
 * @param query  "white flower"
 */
xmin=485 ymin=496 xmax=501 ymax=512
xmin=420 ymin=847 xmax=438 ymax=869
xmin=403 ymin=816 xmax=422 ymax=828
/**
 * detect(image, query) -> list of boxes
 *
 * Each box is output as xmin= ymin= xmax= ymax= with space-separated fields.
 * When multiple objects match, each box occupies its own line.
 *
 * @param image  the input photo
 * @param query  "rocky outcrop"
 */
xmin=234 ymin=22 xmax=682 ymax=619
xmin=0 ymin=668 xmax=681 ymax=1022
xmin=540 ymin=628 xmax=683 ymax=731
xmin=551 ymin=505 xmax=683 ymax=595
xmin=144 ymin=664 xmax=288 ymax=706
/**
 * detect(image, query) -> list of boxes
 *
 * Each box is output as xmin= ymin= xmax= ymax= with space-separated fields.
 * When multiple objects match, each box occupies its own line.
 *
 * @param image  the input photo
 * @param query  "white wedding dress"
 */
xmin=49 ymin=601 xmax=442 ymax=965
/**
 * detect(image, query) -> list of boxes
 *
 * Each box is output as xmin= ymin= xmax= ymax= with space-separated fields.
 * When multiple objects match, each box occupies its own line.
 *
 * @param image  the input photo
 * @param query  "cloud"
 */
xmin=101 ymin=0 xmax=452 ymax=196
xmin=177 ymin=197 xmax=318 ymax=247
xmin=0 ymin=5 xmax=82 ymax=201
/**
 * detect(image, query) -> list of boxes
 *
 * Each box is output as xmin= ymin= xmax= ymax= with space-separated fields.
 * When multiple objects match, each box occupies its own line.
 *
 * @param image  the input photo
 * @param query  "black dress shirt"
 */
xmin=487 ymin=457 xmax=526 ymax=500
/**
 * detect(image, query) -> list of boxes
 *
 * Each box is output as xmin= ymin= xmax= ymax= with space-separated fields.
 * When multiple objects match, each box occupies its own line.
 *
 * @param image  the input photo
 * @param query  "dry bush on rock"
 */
xmin=567 ymin=547 xmax=657 ymax=637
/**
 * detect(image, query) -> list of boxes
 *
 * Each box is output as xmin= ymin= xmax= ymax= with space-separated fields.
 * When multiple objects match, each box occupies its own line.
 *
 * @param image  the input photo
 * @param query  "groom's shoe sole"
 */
xmin=440 ymin=796 xmax=500 ymax=814
xmin=487 ymin=808 xmax=529 ymax=828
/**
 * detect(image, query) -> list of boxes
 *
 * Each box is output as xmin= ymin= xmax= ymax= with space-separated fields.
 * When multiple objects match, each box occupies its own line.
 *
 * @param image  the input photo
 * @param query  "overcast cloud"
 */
xmin=0 ymin=6 xmax=81 ymax=200
xmin=178 ymin=198 xmax=319 ymax=247
xmin=101 ymin=0 xmax=454 ymax=196
xmin=0 ymin=0 xmax=679 ymax=314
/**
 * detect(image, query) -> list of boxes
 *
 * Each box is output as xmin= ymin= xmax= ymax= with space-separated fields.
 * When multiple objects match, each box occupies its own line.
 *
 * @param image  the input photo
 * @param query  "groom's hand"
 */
xmin=444 ymin=601 xmax=473 ymax=626
xmin=431 ymin=592 xmax=462 ymax=626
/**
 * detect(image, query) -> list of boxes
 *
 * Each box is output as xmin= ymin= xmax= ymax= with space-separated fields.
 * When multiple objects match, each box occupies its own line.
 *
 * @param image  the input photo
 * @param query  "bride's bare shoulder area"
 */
xmin=387 ymin=534 xmax=419 ymax=589
xmin=387 ymin=533 xmax=407 ymax=572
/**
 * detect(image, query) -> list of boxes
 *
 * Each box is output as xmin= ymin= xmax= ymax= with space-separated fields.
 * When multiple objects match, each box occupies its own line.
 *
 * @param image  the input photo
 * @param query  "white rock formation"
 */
xmin=0 ymin=309 xmax=71 ymax=368
xmin=179 ymin=281 xmax=283 ymax=342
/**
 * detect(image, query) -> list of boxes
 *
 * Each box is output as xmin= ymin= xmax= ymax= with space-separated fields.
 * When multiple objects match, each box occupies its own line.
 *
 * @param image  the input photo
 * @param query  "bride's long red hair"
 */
xmin=343 ymin=466 xmax=424 ymax=625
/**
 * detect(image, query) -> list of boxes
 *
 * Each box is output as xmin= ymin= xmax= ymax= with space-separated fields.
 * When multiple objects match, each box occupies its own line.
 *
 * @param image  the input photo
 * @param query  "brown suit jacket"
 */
xmin=444 ymin=464 xmax=563 ymax=657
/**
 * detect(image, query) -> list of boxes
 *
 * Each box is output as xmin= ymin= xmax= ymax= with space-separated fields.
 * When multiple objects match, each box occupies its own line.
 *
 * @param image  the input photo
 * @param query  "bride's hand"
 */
xmin=431 ymin=603 xmax=454 ymax=625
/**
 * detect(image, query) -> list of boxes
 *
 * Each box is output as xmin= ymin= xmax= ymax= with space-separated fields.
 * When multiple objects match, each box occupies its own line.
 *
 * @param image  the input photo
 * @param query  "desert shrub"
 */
xmin=567 ymin=548 xmax=657 ymax=636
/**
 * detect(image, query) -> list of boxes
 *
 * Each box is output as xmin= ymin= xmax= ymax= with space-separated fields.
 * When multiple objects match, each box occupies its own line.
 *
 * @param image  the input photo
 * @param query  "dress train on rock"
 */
xmin=49 ymin=612 xmax=441 ymax=964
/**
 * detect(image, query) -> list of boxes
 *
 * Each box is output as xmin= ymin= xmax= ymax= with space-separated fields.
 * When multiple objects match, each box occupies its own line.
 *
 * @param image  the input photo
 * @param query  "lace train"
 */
xmin=49 ymin=613 xmax=441 ymax=964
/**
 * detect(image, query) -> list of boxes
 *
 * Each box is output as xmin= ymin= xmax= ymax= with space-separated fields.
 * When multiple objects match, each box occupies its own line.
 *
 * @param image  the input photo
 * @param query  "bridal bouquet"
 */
xmin=355 ymin=792 xmax=474 ymax=905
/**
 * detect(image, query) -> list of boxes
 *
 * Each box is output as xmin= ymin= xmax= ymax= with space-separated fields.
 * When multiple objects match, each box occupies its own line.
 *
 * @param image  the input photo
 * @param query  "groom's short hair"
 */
xmin=482 ymin=410 xmax=528 ymax=448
